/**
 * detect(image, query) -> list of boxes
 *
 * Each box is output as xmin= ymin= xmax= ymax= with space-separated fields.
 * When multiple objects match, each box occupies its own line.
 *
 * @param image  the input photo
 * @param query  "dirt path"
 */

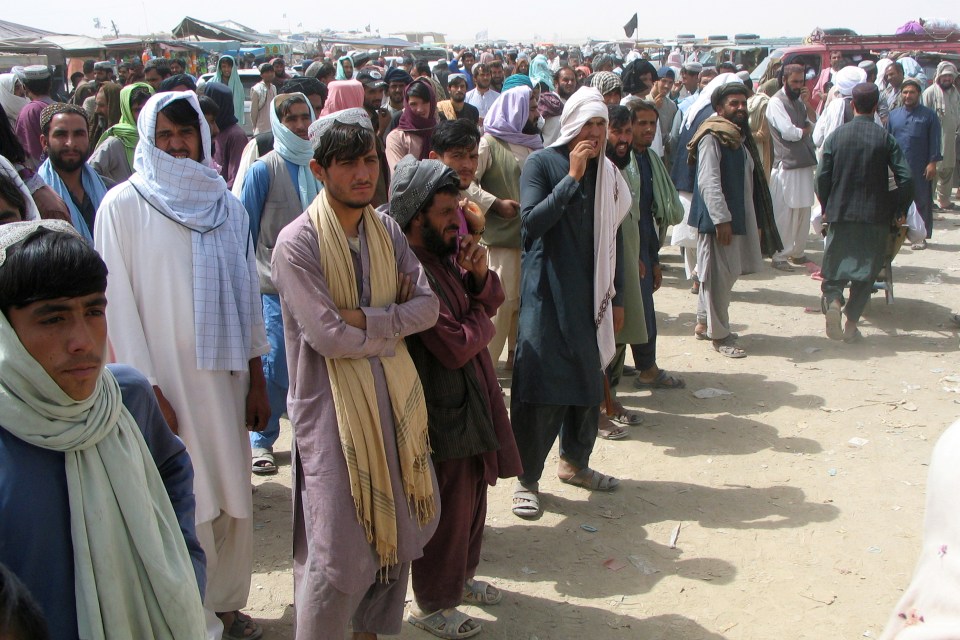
xmin=246 ymin=214 xmax=960 ymax=639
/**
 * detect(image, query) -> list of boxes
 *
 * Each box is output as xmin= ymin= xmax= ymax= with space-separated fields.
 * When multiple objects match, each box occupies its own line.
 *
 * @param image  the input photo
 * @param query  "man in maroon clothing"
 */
xmin=389 ymin=155 xmax=522 ymax=639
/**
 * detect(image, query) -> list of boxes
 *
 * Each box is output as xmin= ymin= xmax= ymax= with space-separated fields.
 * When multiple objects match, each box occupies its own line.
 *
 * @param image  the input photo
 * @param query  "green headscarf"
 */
xmin=97 ymin=82 xmax=153 ymax=168
xmin=0 ymin=220 xmax=207 ymax=640
xmin=212 ymin=54 xmax=246 ymax=125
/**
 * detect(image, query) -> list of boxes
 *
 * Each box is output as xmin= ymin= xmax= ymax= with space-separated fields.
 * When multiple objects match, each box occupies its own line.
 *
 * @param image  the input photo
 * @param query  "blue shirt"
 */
xmin=0 ymin=364 xmax=204 ymax=640
xmin=887 ymin=104 xmax=943 ymax=172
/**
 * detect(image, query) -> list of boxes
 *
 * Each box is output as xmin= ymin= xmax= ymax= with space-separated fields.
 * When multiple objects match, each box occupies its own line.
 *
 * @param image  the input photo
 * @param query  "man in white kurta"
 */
xmin=766 ymin=65 xmax=818 ymax=270
xmin=94 ymin=91 xmax=269 ymax=640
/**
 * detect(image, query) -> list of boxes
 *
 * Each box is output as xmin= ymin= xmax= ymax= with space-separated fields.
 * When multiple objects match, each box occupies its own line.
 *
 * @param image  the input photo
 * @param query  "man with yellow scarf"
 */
xmin=272 ymin=108 xmax=440 ymax=639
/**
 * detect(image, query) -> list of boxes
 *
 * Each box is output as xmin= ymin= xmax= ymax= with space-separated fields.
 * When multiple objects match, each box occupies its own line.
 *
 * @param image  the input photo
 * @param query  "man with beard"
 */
xmin=475 ymin=87 xmax=541 ymax=373
xmin=687 ymin=82 xmax=777 ymax=358
xmin=271 ymin=58 xmax=291 ymax=91
xmin=71 ymin=61 xmax=112 ymax=107
xmin=510 ymin=87 xmax=630 ymax=519
xmin=466 ymin=63 xmax=499 ymax=122
xmin=390 ymin=155 xmax=521 ymax=640
xmin=384 ymin=67 xmax=412 ymax=118
xmin=357 ymin=69 xmax=390 ymax=136
xmin=239 ymin=93 xmax=319 ymax=476
xmin=36 ymin=104 xmax=113 ymax=242
xmin=888 ymin=79 xmax=941 ymax=248
xmin=438 ymin=74 xmax=479 ymax=125
xmin=922 ymin=62 xmax=960 ymax=211
xmin=489 ymin=60 xmax=506 ymax=93
xmin=818 ymin=83 xmax=913 ymax=341
xmin=767 ymin=64 xmax=818 ymax=271
xmin=271 ymin=108 xmax=439 ymax=639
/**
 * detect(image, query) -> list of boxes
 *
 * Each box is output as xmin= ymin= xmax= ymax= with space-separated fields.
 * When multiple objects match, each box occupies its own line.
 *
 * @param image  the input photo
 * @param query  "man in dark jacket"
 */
xmin=817 ymin=83 xmax=913 ymax=342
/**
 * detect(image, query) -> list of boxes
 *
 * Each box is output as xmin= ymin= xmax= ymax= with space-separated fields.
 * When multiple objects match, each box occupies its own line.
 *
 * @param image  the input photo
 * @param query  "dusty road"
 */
xmin=246 ymin=213 xmax=960 ymax=640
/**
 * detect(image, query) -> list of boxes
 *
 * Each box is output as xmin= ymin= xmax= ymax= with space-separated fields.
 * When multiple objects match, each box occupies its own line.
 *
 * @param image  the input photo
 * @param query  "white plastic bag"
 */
xmin=906 ymin=202 xmax=926 ymax=244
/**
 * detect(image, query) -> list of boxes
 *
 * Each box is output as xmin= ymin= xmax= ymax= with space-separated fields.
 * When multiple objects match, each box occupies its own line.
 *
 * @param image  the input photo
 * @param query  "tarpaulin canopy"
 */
xmin=172 ymin=17 xmax=273 ymax=43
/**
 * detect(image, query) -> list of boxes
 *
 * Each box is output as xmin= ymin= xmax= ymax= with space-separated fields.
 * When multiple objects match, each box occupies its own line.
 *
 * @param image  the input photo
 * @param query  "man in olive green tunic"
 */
xmin=817 ymin=83 xmax=913 ymax=342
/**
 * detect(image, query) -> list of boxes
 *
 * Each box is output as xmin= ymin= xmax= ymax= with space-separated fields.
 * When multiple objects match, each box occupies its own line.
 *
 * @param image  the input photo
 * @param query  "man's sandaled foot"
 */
xmin=634 ymin=368 xmax=686 ymax=389
xmin=911 ymin=239 xmax=927 ymax=250
xmin=408 ymin=608 xmax=481 ymax=639
xmin=843 ymin=321 xmax=863 ymax=343
xmin=609 ymin=401 xmax=643 ymax=426
xmin=694 ymin=322 xmax=708 ymax=339
xmin=598 ymin=415 xmax=629 ymax=440
xmin=772 ymin=260 xmax=794 ymax=272
xmin=218 ymin=611 xmax=263 ymax=640
xmin=512 ymin=482 xmax=541 ymax=519
xmin=712 ymin=336 xmax=746 ymax=358
xmin=559 ymin=467 xmax=620 ymax=491
xmin=463 ymin=578 xmax=502 ymax=605
xmin=251 ymin=447 xmax=277 ymax=475
xmin=824 ymin=300 xmax=843 ymax=340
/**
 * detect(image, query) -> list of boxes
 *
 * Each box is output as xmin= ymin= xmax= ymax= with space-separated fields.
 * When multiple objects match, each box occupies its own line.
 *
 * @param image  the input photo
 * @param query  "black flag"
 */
xmin=623 ymin=13 xmax=638 ymax=38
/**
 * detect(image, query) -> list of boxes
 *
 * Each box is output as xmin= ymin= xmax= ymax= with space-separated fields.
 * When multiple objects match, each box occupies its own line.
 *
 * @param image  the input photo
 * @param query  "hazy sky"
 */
xmin=5 ymin=2 xmax=950 ymax=45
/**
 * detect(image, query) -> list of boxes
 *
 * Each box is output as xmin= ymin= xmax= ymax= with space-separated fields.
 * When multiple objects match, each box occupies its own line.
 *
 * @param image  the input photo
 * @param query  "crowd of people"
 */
xmin=0 ymin=39 xmax=958 ymax=640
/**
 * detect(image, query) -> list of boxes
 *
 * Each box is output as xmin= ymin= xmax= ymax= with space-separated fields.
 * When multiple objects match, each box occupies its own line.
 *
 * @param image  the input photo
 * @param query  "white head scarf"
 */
xmin=682 ymin=72 xmax=743 ymax=131
xmin=876 ymin=58 xmax=893 ymax=90
xmin=270 ymin=92 xmax=320 ymax=209
xmin=549 ymin=87 xmax=630 ymax=369
xmin=550 ymin=85 xmax=608 ymax=148
xmin=0 ymin=73 xmax=28 ymax=130
xmin=835 ymin=66 xmax=867 ymax=97
xmin=0 ymin=219 xmax=207 ymax=640
xmin=129 ymin=91 xmax=259 ymax=371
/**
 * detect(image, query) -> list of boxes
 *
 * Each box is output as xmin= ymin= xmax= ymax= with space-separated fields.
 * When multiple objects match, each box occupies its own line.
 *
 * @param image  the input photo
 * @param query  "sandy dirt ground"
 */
xmin=245 ymin=212 xmax=960 ymax=640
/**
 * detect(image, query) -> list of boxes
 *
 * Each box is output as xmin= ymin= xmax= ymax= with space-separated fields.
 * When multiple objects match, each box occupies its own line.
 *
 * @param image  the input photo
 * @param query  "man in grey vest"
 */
xmin=239 ymin=92 xmax=319 ymax=474
xmin=817 ymin=83 xmax=913 ymax=342
xmin=687 ymin=83 xmax=769 ymax=358
xmin=766 ymin=64 xmax=818 ymax=271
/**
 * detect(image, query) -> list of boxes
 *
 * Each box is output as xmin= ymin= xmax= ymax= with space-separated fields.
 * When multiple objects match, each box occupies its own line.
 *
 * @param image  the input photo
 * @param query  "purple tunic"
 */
xmin=272 ymin=211 xmax=441 ymax=600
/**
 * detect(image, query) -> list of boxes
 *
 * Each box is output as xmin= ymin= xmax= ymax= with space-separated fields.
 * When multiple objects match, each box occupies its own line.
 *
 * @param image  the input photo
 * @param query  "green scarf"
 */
xmin=98 ymin=82 xmax=153 ymax=169
xmin=0 ymin=222 xmax=205 ymax=640
xmin=645 ymin=148 xmax=684 ymax=245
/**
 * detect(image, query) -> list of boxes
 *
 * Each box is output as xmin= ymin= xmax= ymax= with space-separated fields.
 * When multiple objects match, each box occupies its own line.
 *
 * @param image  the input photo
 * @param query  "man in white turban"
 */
xmin=510 ymin=87 xmax=630 ymax=520
xmin=766 ymin=64 xmax=818 ymax=270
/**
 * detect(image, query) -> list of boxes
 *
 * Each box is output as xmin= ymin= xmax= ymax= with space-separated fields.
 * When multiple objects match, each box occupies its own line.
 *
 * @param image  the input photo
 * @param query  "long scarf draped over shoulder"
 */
xmin=686 ymin=116 xmax=782 ymax=255
xmin=307 ymin=191 xmax=434 ymax=569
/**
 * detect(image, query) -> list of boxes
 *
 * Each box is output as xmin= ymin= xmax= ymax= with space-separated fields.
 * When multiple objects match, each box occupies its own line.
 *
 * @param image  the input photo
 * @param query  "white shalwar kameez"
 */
xmin=765 ymin=97 xmax=815 ymax=262
xmin=96 ymin=182 xmax=269 ymax=640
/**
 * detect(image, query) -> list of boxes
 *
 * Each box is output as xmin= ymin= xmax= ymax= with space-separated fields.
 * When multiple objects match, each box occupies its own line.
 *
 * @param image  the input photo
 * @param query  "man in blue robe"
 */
xmin=888 ymin=78 xmax=942 ymax=249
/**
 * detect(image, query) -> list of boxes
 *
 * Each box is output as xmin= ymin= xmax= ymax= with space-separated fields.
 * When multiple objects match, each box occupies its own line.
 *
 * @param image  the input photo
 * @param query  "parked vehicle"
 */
xmin=750 ymin=29 xmax=960 ymax=108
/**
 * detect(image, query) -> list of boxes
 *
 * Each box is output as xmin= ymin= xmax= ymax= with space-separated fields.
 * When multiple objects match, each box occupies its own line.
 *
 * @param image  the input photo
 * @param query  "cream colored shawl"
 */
xmin=0 ymin=222 xmax=205 ymax=640
xmin=308 ymin=191 xmax=434 ymax=569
